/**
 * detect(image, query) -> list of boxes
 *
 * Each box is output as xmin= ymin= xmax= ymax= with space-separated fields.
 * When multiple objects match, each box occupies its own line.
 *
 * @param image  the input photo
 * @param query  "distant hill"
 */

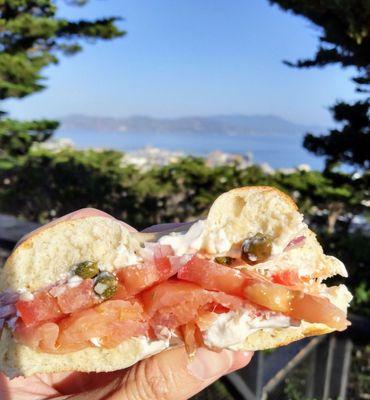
xmin=61 ymin=114 xmax=318 ymax=135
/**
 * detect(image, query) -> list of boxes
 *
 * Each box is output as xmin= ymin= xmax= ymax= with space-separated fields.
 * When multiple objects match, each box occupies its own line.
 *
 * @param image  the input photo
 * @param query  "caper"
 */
xmin=93 ymin=273 xmax=118 ymax=299
xmin=241 ymin=233 xmax=272 ymax=265
xmin=74 ymin=261 xmax=99 ymax=279
xmin=214 ymin=256 xmax=234 ymax=266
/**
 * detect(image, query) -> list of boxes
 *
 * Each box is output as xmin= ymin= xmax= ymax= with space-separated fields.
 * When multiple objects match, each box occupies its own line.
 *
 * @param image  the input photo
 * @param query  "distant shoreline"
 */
xmin=60 ymin=113 xmax=323 ymax=136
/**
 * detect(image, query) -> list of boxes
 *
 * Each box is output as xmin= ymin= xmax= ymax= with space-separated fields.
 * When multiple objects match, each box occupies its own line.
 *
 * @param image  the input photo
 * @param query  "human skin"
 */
xmin=0 ymin=209 xmax=253 ymax=400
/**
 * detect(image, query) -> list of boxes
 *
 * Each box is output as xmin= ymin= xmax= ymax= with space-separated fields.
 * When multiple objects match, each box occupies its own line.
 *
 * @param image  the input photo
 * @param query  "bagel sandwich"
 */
xmin=0 ymin=186 xmax=352 ymax=377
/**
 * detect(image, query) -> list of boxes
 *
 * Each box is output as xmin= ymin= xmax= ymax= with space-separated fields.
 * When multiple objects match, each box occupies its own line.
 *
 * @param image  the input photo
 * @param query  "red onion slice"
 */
xmin=169 ymin=255 xmax=193 ymax=273
xmin=0 ymin=291 xmax=19 ymax=306
xmin=285 ymin=236 xmax=306 ymax=251
xmin=0 ymin=303 xmax=17 ymax=319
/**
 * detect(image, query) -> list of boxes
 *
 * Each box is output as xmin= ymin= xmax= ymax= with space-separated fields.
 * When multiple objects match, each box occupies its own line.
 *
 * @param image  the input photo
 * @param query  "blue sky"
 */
xmin=4 ymin=0 xmax=364 ymax=126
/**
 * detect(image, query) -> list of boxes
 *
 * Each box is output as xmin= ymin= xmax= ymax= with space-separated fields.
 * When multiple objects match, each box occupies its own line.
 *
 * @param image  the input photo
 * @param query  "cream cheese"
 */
xmin=93 ymin=282 xmax=108 ymax=295
xmin=158 ymin=218 xmax=307 ymax=258
xmin=159 ymin=220 xmax=234 ymax=255
xmin=203 ymin=311 xmax=292 ymax=349
xmin=159 ymin=220 xmax=206 ymax=255
xmin=202 ymin=228 xmax=233 ymax=254
xmin=136 ymin=337 xmax=170 ymax=359
xmin=67 ymin=275 xmax=83 ymax=288
xmin=18 ymin=289 xmax=34 ymax=301
xmin=90 ymin=337 xmax=102 ymax=347
xmin=113 ymin=243 xmax=141 ymax=267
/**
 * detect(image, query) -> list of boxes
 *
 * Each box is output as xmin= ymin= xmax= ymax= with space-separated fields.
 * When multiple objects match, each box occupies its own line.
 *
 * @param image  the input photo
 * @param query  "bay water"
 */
xmin=55 ymin=129 xmax=323 ymax=170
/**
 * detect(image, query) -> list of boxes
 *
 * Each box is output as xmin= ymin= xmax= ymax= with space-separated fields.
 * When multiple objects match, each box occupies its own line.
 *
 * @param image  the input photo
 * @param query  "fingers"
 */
xmin=0 ymin=373 xmax=60 ymax=400
xmin=4 ymin=348 xmax=252 ymax=400
xmin=112 ymin=347 xmax=253 ymax=400
xmin=43 ymin=371 xmax=124 ymax=397
xmin=50 ymin=347 xmax=252 ymax=400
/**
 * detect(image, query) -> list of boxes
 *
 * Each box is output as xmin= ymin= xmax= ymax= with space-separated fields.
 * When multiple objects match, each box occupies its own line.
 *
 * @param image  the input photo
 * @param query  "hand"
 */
xmin=1 ymin=209 xmax=253 ymax=400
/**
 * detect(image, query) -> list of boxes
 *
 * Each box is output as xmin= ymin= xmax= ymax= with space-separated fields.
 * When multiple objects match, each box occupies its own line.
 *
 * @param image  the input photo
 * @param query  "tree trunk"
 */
xmin=327 ymin=202 xmax=344 ymax=233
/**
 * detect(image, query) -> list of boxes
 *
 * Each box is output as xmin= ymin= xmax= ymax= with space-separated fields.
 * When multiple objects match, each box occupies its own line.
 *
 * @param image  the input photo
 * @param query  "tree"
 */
xmin=0 ymin=0 xmax=124 ymax=156
xmin=269 ymin=0 xmax=370 ymax=232
xmin=269 ymin=1 xmax=370 ymax=316
xmin=269 ymin=0 xmax=370 ymax=171
xmin=304 ymin=100 xmax=370 ymax=171
xmin=269 ymin=0 xmax=370 ymax=91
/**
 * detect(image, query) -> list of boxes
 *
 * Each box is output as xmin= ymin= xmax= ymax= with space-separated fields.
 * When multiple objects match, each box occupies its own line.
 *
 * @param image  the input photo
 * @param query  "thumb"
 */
xmin=116 ymin=346 xmax=253 ymax=400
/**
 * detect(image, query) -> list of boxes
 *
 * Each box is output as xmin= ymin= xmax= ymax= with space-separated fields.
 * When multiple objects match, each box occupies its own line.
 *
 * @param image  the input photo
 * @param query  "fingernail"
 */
xmin=187 ymin=348 xmax=234 ymax=380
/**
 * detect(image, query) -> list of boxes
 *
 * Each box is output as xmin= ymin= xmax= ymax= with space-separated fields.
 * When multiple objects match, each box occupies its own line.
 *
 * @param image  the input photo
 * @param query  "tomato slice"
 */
xmin=153 ymin=244 xmax=174 ymax=278
xmin=178 ymin=256 xmax=246 ymax=296
xmin=142 ymin=280 xmax=205 ymax=316
xmin=111 ymin=283 xmax=131 ymax=300
xmin=55 ymin=279 xmax=96 ymax=314
xmin=16 ymin=292 xmax=63 ymax=327
xmin=271 ymin=270 xmax=301 ymax=287
xmin=116 ymin=262 xmax=158 ymax=296
xmin=141 ymin=280 xmax=243 ymax=329
xmin=116 ymin=245 xmax=178 ymax=296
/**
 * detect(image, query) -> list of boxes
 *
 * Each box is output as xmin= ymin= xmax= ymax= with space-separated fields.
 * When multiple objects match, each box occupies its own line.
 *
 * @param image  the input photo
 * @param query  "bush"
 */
xmin=0 ymin=147 xmax=276 ymax=227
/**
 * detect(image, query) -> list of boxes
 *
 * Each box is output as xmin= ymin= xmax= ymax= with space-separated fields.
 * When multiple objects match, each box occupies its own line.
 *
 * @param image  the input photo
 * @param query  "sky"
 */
xmin=3 ymin=0 xmax=365 ymax=126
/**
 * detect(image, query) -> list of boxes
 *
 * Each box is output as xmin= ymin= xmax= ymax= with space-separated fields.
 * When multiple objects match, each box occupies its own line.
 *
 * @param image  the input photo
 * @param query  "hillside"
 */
xmin=61 ymin=114 xmax=316 ymax=135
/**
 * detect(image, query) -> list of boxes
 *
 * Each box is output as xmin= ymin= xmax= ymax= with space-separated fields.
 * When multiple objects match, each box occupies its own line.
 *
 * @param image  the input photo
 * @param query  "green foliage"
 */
xmin=270 ymin=0 xmax=370 ymax=238
xmin=304 ymin=100 xmax=370 ymax=170
xmin=320 ymin=231 xmax=370 ymax=316
xmin=193 ymin=379 xmax=235 ymax=400
xmin=0 ymin=0 xmax=124 ymax=156
xmin=0 ymin=147 xmax=132 ymax=222
xmin=1 ymin=146 xmax=365 ymax=227
xmin=270 ymin=0 xmax=370 ymax=178
xmin=349 ymin=344 xmax=370 ymax=398
xmin=0 ymin=0 xmax=125 ymax=101
xmin=283 ymin=378 xmax=305 ymax=400
xmin=269 ymin=0 xmax=370 ymax=91
xmin=0 ymin=118 xmax=59 ymax=156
